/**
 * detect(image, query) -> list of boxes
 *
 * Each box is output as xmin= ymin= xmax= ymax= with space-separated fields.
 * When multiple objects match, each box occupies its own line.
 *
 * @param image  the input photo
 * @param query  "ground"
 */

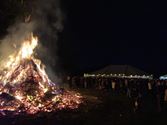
xmin=1 ymin=89 xmax=167 ymax=125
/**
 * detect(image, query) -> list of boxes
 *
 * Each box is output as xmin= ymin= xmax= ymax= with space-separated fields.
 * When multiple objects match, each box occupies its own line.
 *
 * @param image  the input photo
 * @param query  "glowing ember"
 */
xmin=0 ymin=33 xmax=82 ymax=116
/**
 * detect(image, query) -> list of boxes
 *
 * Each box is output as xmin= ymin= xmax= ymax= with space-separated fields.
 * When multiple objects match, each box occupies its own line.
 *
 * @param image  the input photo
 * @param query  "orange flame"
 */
xmin=0 ymin=33 xmax=82 ymax=115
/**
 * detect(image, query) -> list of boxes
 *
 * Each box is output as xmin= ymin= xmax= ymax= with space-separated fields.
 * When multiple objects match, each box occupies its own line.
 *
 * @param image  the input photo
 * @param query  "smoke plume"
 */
xmin=0 ymin=0 xmax=64 ymax=83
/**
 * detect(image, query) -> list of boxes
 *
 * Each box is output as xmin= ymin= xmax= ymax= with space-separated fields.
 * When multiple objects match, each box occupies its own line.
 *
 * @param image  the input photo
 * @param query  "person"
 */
xmin=125 ymin=79 xmax=128 ymax=87
xmin=134 ymin=98 xmax=138 ymax=112
xmin=71 ymin=76 xmax=76 ymax=88
xmin=163 ymin=82 xmax=167 ymax=112
xmin=164 ymin=87 xmax=167 ymax=102
xmin=67 ymin=76 xmax=72 ymax=88
xmin=111 ymin=79 xmax=116 ymax=91
xmin=148 ymin=80 xmax=152 ymax=91
xmin=84 ymin=78 xmax=88 ymax=89
xmin=165 ymin=81 xmax=167 ymax=101
xmin=155 ymin=80 xmax=161 ymax=112
xmin=127 ymin=87 xmax=131 ymax=98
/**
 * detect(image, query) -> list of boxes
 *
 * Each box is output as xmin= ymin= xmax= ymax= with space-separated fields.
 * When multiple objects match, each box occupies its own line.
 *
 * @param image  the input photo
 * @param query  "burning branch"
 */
xmin=0 ymin=33 xmax=82 ymax=116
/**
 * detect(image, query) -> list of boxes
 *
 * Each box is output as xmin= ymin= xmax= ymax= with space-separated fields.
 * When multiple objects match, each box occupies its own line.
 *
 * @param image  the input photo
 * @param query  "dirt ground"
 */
xmin=1 ymin=89 xmax=167 ymax=125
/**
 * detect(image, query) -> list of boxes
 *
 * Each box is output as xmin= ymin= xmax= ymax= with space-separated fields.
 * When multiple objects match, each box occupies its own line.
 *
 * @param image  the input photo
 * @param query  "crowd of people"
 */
xmin=66 ymin=76 xmax=167 ymax=113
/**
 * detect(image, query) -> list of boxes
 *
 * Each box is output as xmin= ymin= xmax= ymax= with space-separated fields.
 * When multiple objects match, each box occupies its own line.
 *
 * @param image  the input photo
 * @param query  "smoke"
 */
xmin=34 ymin=0 xmax=64 ymax=75
xmin=0 ymin=21 xmax=36 ymax=64
xmin=33 ymin=0 xmax=64 ymax=82
xmin=0 ymin=0 xmax=64 ymax=83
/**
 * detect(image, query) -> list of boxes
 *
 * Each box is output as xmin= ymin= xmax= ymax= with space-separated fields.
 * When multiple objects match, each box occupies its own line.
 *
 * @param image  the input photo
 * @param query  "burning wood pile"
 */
xmin=0 ymin=34 xmax=82 ymax=116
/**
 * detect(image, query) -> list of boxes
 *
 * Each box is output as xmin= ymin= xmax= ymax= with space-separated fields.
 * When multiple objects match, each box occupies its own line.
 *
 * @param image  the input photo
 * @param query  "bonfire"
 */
xmin=0 ymin=33 xmax=82 ymax=115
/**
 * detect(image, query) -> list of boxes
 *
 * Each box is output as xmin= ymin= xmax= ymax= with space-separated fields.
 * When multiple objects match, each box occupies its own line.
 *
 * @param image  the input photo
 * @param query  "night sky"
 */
xmin=0 ymin=1 xmax=167 ymax=77
xmin=59 ymin=0 xmax=167 ymax=76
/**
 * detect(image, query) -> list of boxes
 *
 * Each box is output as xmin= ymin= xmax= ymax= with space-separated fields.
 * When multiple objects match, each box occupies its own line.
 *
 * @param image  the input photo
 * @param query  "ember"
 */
xmin=0 ymin=33 xmax=82 ymax=116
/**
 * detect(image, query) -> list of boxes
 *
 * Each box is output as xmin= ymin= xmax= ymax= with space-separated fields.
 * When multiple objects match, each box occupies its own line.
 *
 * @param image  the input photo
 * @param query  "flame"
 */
xmin=20 ymin=35 xmax=38 ymax=59
xmin=0 ymin=34 xmax=50 ymax=88
xmin=0 ymin=33 xmax=82 ymax=115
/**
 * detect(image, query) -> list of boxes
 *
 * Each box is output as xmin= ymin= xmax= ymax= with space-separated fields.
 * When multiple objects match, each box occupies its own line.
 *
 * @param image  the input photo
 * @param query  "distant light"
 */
xmin=160 ymin=76 xmax=167 ymax=80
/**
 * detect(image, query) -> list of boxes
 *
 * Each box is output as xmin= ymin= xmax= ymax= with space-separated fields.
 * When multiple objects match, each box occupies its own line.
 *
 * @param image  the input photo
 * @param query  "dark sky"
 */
xmin=58 ymin=0 xmax=167 ymax=76
xmin=0 ymin=0 xmax=167 ymax=76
